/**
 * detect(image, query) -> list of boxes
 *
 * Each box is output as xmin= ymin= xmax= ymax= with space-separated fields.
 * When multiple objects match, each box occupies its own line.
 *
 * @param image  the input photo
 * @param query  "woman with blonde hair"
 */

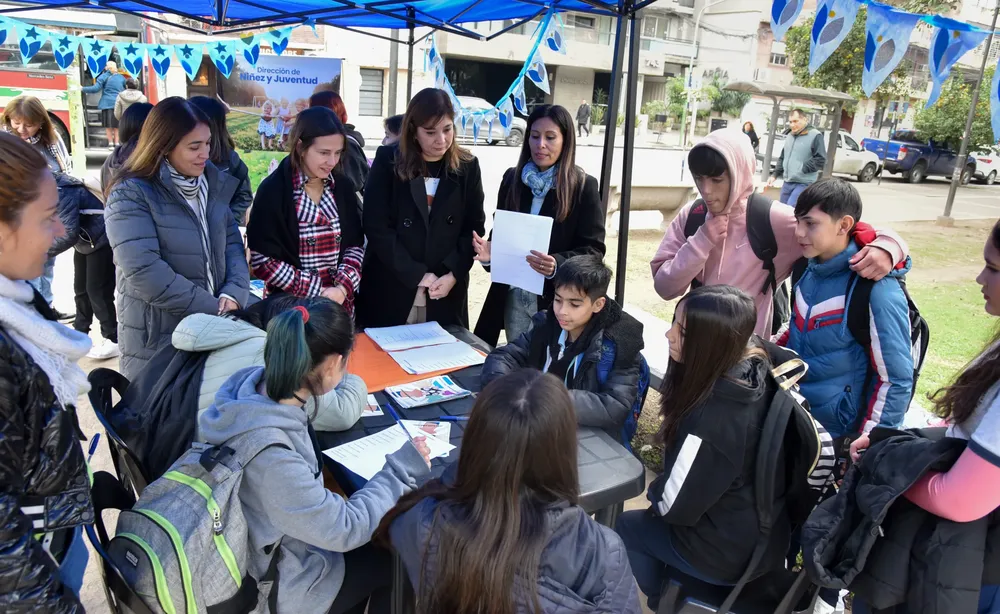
xmin=81 ymin=60 xmax=126 ymax=148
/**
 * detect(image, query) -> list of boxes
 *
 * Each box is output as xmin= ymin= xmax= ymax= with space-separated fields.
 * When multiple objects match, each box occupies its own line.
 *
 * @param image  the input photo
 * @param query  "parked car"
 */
xmin=973 ymin=151 xmax=1000 ymax=185
xmin=757 ymin=130 xmax=882 ymax=182
xmin=861 ymin=130 xmax=975 ymax=184
xmin=455 ymin=96 xmax=526 ymax=147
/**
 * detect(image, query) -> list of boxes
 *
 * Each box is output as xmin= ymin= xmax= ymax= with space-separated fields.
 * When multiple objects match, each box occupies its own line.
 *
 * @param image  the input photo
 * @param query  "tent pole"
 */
xmin=406 ymin=7 xmax=415 ymax=102
xmin=388 ymin=29 xmax=399 ymax=115
xmin=598 ymin=2 xmax=629 ymax=210
xmin=615 ymin=0 xmax=640 ymax=304
xmin=822 ymin=101 xmax=842 ymax=178
xmin=761 ymin=95 xmax=779 ymax=182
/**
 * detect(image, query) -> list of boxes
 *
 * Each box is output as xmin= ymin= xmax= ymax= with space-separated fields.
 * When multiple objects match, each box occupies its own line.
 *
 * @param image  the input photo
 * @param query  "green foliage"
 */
xmin=914 ymin=69 xmax=997 ymax=155
xmin=591 ymin=88 xmax=608 ymax=126
xmin=641 ymin=99 xmax=669 ymax=116
xmin=706 ymin=76 xmax=751 ymax=116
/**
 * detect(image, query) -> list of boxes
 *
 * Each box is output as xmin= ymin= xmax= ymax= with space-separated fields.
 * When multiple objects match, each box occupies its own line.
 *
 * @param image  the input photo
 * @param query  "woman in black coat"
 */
xmin=358 ymin=88 xmax=485 ymax=329
xmin=473 ymin=104 xmax=606 ymax=347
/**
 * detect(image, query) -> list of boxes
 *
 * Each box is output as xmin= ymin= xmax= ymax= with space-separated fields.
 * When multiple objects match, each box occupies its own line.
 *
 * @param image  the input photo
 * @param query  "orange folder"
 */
xmin=348 ymin=332 xmax=479 ymax=393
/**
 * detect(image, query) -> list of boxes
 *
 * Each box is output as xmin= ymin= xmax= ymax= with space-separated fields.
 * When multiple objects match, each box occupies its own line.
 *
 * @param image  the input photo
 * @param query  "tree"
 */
xmin=914 ymin=68 xmax=996 ymax=154
xmin=706 ymin=75 xmax=751 ymax=116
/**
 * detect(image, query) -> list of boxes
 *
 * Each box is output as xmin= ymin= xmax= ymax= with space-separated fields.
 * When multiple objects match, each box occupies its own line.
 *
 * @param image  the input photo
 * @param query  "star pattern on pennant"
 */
xmin=90 ymin=40 xmax=103 ymax=53
xmin=58 ymin=36 xmax=71 ymax=49
xmin=215 ymin=42 xmax=227 ymax=54
xmin=24 ymin=27 xmax=38 ymax=39
xmin=153 ymin=45 xmax=167 ymax=57
xmin=179 ymin=45 xmax=194 ymax=58
xmin=123 ymin=43 xmax=138 ymax=55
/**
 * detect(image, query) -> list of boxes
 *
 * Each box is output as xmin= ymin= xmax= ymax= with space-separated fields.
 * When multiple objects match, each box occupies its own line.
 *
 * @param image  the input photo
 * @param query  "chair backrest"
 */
xmin=87 ymin=368 xmax=150 ymax=498
xmin=88 ymin=471 xmax=156 ymax=614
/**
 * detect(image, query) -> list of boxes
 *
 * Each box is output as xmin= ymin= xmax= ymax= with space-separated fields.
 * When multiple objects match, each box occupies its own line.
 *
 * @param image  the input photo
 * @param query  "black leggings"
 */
xmin=327 ymin=544 xmax=394 ymax=614
xmin=73 ymin=245 xmax=117 ymax=343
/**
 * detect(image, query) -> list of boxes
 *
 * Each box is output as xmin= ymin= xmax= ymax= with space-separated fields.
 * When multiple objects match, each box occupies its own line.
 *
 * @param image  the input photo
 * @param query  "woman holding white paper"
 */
xmin=473 ymin=104 xmax=606 ymax=347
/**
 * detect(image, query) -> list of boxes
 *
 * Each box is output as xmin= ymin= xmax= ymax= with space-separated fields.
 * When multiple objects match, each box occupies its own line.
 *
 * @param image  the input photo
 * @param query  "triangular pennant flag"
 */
xmin=16 ymin=23 xmax=50 ymax=66
xmin=434 ymin=61 xmax=447 ymax=90
xmin=473 ymin=116 xmax=481 ymax=144
xmin=146 ymin=45 xmax=174 ymax=79
xmin=512 ymin=79 xmax=528 ymax=115
xmin=174 ymin=43 xmax=203 ymax=81
xmin=525 ymin=50 xmax=550 ymax=94
xmin=0 ymin=18 xmax=11 ymax=48
xmin=116 ymin=41 xmax=147 ymax=77
xmin=991 ymin=55 xmax=1000 ymax=144
xmin=237 ymin=34 xmax=261 ymax=68
xmin=266 ymin=27 xmax=293 ymax=56
xmin=497 ymin=98 xmax=514 ymax=135
xmin=304 ymin=18 xmax=319 ymax=37
xmin=460 ymin=110 xmax=471 ymax=136
xmin=83 ymin=37 xmax=115 ymax=75
xmin=51 ymin=33 xmax=81 ymax=71
xmin=544 ymin=13 xmax=566 ymax=54
xmin=770 ymin=0 xmax=805 ymax=42
xmin=208 ymin=39 xmax=237 ymax=79
xmin=808 ymin=0 xmax=859 ymax=73
xmin=925 ymin=18 xmax=989 ymax=107
xmin=863 ymin=3 xmax=921 ymax=97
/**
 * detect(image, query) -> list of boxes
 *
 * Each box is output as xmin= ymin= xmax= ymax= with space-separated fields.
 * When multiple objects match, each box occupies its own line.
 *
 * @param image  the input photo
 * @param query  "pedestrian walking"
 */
xmin=576 ymin=99 xmax=592 ymax=137
xmin=766 ymin=109 xmax=827 ymax=207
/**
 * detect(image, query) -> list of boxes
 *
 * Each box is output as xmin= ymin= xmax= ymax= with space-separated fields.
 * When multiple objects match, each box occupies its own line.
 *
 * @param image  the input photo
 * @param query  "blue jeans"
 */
xmin=779 ymin=181 xmax=809 ymax=207
xmin=616 ymin=509 xmax=731 ymax=609
xmin=30 ymin=256 xmax=56 ymax=304
xmin=57 ymin=526 xmax=89 ymax=597
xmin=853 ymin=586 xmax=999 ymax=613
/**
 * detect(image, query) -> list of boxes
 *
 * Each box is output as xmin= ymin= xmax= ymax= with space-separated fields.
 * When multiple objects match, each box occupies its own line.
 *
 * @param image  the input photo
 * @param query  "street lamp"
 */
xmin=940 ymin=0 xmax=1000 ymax=224
xmin=680 ymin=0 xmax=731 ymax=148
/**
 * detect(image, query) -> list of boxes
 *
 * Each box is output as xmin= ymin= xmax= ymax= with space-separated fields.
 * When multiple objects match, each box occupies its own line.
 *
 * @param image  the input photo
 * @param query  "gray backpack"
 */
xmin=107 ymin=428 xmax=291 ymax=614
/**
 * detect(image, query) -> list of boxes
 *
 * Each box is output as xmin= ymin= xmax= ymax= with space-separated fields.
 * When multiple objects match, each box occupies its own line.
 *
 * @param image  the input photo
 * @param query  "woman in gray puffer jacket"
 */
xmin=105 ymin=97 xmax=249 ymax=379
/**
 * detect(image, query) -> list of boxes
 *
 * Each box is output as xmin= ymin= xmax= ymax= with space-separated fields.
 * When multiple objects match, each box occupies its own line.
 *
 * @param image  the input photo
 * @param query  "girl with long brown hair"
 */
xmin=377 ymin=369 xmax=641 ymax=613
xmin=105 ymin=96 xmax=249 ymax=378
xmin=472 ymin=104 xmax=606 ymax=346
xmin=359 ymin=87 xmax=485 ymax=328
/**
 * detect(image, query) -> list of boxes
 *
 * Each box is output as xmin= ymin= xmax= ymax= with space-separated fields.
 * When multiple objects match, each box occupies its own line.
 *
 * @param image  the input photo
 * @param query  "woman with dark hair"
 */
xmin=105 ymin=96 xmax=249 ymax=378
xmin=378 ymin=369 xmax=641 ymax=613
xmin=382 ymin=114 xmax=403 ymax=145
xmin=359 ymin=87 xmax=485 ymax=328
xmin=615 ymin=285 xmax=791 ymax=609
xmin=310 ymin=90 xmax=369 ymax=194
xmin=742 ymin=121 xmax=759 ymax=152
xmin=101 ymin=101 xmax=154 ymax=192
xmin=247 ymin=106 xmax=364 ymax=316
xmin=198 ymin=298 xmax=431 ymax=614
xmin=189 ymin=95 xmax=253 ymax=224
xmin=0 ymin=132 xmax=94 ymax=610
xmin=473 ymin=104 xmax=605 ymax=346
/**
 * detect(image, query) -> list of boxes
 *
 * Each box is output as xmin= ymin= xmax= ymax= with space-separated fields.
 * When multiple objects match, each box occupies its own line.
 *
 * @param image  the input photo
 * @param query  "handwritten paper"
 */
xmin=362 ymin=394 xmax=383 ymax=417
xmin=388 ymin=342 xmax=486 ymax=376
xmin=323 ymin=424 xmax=456 ymax=480
xmin=490 ymin=209 xmax=553 ymax=295
xmin=364 ymin=322 xmax=457 ymax=352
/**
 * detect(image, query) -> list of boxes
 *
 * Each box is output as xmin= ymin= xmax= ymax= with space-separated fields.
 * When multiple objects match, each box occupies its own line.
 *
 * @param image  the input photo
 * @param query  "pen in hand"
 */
xmin=385 ymin=404 xmax=432 ymax=466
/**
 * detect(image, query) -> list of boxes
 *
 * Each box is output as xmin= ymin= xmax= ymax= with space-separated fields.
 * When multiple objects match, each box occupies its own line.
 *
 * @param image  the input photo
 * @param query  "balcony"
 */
xmin=642 ymin=36 xmax=698 ymax=61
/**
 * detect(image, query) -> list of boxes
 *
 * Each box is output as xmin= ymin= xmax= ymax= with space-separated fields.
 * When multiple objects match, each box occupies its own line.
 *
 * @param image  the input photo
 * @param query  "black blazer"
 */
xmin=474 ymin=167 xmax=606 ymax=346
xmin=358 ymin=144 xmax=485 ymax=328
xmin=246 ymin=156 xmax=364 ymax=295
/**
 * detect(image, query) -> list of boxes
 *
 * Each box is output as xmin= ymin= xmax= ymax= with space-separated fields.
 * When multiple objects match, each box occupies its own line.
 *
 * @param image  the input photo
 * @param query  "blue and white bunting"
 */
xmin=0 ymin=18 xmax=11 ymax=48
xmin=497 ymin=98 xmax=515 ymax=136
xmin=544 ymin=14 xmax=566 ymax=54
xmin=808 ymin=0 xmax=859 ymax=73
xmin=146 ymin=45 xmax=174 ymax=79
xmin=15 ymin=22 xmax=48 ymax=65
xmin=770 ymin=0 xmax=805 ymax=41
xmin=267 ymin=27 xmax=293 ymax=56
xmin=174 ymin=43 xmax=203 ymax=81
xmin=208 ymin=39 xmax=237 ymax=79
xmin=525 ymin=50 xmax=550 ymax=94
xmin=238 ymin=34 xmax=262 ymax=68
xmin=117 ymin=41 xmax=147 ymax=77
xmin=51 ymin=34 xmax=81 ymax=71
xmin=512 ymin=79 xmax=528 ymax=115
xmin=83 ymin=38 xmax=115 ymax=75
xmin=472 ymin=118 xmax=482 ymax=143
xmin=991 ymin=56 xmax=1000 ymax=144
xmin=925 ymin=17 xmax=989 ymax=107
xmin=863 ymin=3 xmax=921 ymax=97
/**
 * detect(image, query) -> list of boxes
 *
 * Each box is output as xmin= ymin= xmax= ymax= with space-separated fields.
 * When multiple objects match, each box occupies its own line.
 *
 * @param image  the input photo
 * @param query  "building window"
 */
xmin=678 ymin=0 xmax=695 ymax=6
xmin=358 ymin=68 xmax=384 ymax=116
xmin=570 ymin=15 xmax=596 ymax=29
xmin=770 ymin=53 xmax=787 ymax=66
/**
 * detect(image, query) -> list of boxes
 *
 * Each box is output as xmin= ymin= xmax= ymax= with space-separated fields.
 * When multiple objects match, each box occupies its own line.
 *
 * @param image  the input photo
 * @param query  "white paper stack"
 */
xmin=364 ymin=322 xmax=485 ymax=375
xmin=365 ymin=322 xmax=457 ymax=352
xmin=323 ymin=422 xmax=456 ymax=480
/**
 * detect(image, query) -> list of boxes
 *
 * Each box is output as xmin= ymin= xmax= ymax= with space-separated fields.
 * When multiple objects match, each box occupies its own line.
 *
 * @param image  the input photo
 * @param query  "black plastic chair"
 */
xmin=87 ymin=368 xmax=150 ymax=499
xmin=87 ymin=471 xmax=156 ymax=614
xmin=655 ymin=567 xmax=817 ymax=614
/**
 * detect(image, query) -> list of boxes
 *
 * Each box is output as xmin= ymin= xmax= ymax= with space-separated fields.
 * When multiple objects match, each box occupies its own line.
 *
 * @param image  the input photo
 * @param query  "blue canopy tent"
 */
xmin=4 ymin=0 xmax=655 ymax=303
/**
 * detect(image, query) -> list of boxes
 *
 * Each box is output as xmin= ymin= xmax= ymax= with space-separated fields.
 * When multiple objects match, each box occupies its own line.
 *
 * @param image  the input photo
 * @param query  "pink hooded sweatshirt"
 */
xmin=650 ymin=129 xmax=907 ymax=336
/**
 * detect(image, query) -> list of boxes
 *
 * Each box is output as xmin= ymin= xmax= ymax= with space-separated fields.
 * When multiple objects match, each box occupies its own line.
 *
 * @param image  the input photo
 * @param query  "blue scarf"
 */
xmin=521 ymin=162 xmax=558 ymax=200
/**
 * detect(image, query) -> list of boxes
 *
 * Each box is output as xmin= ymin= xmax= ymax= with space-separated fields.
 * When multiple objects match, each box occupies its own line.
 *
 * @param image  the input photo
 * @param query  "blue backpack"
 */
xmin=595 ymin=339 xmax=651 ymax=452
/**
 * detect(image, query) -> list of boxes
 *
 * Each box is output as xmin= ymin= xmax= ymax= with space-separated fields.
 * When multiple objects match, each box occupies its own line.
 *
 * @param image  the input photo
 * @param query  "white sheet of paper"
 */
xmin=364 ymin=321 xmax=457 ymax=352
xmin=388 ymin=341 xmax=486 ymax=375
xmin=323 ymin=424 xmax=455 ymax=481
xmin=400 ymin=420 xmax=452 ymax=446
xmin=490 ymin=209 xmax=553 ymax=295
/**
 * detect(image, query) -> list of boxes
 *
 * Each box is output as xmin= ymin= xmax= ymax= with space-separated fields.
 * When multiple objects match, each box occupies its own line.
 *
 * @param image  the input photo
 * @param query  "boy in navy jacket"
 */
xmin=781 ymin=178 xmax=913 ymax=438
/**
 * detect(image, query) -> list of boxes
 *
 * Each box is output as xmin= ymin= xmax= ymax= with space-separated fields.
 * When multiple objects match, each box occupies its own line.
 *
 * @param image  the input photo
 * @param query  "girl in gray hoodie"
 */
xmin=197 ymin=298 xmax=431 ymax=614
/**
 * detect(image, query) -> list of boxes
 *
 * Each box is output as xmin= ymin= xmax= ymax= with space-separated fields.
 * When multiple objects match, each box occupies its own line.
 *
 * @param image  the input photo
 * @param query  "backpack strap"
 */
xmin=745 ymin=192 xmax=778 ymax=295
xmin=682 ymin=200 xmax=708 ymax=239
xmin=790 ymin=257 xmax=808 ymax=291
xmin=199 ymin=427 xmax=293 ymax=473
xmin=717 ymin=385 xmax=794 ymax=614
xmin=845 ymin=274 xmax=876 ymax=436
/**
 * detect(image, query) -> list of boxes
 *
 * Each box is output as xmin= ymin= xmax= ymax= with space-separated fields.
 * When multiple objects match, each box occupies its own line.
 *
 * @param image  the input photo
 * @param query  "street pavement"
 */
xmin=70 ymin=143 xmax=997 ymax=613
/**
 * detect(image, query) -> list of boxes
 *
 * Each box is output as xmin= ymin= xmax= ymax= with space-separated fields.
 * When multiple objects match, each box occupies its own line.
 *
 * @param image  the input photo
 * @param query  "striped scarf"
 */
xmin=24 ymin=132 xmax=71 ymax=173
xmin=165 ymin=161 xmax=215 ymax=292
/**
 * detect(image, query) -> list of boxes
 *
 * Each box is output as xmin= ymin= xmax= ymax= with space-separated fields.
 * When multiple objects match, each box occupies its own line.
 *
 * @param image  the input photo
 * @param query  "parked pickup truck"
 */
xmin=862 ymin=130 xmax=975 ymax=184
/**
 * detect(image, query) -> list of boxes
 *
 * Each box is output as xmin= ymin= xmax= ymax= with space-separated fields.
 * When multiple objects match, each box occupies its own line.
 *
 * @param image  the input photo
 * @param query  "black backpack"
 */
xmin=684 ymin=193 xmax=791 ymax=334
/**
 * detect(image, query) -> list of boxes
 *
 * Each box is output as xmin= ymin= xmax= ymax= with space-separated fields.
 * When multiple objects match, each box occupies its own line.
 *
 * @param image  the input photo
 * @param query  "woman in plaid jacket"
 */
xmin=247 ymin=107 xmax=365 ymax=317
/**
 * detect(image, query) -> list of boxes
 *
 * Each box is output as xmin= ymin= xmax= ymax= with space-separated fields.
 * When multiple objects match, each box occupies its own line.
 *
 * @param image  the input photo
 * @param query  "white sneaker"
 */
xmin=87 ymin=339 xmax=120 ymax=360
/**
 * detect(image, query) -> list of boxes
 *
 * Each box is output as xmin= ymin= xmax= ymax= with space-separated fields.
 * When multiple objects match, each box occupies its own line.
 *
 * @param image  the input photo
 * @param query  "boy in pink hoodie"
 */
xmin=651 ymin=129 xmax=907 ymax=337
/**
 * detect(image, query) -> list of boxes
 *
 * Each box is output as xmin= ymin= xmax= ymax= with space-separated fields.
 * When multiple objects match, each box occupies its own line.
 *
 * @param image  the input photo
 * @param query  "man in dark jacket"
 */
xmin=481 ymin=255 xmax=646 ymax=448
xmin=576 ymin=99 xmax=592 ymax=137
xmin=803 ymin=430 xmax=1000 ymax=613
xmin=766 ymin=109 xmax=827 ymax=207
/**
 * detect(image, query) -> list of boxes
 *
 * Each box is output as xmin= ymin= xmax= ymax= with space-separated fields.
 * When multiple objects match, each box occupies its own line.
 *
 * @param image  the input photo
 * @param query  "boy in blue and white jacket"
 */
xmin=783 ymin=178 xmax=913 ymax=439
